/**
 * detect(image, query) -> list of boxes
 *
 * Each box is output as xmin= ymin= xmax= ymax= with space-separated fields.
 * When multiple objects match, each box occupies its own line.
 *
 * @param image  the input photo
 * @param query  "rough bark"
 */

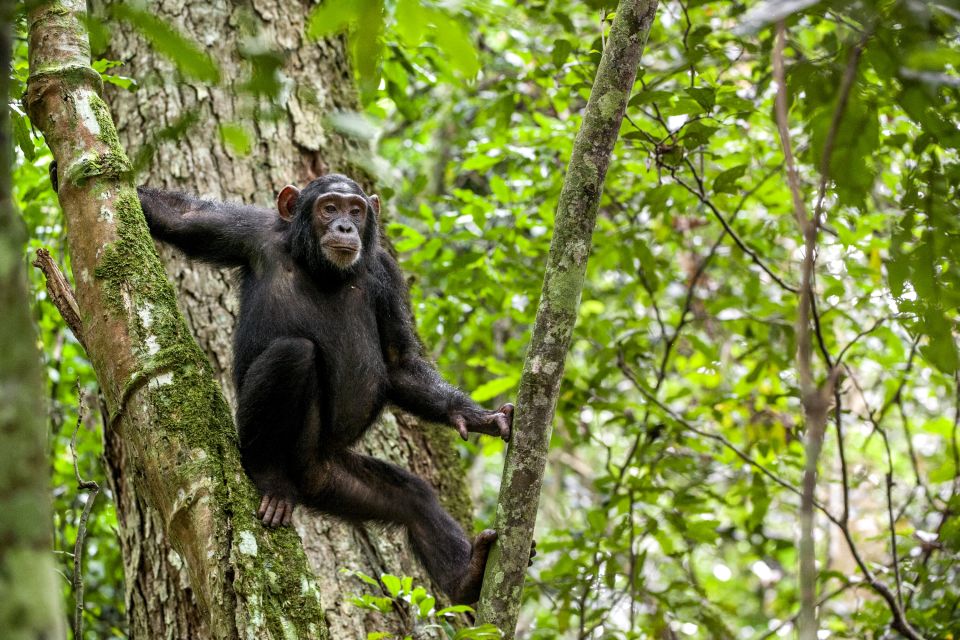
xmin=25 ymin=2 xmax=327 ymax=637
xmin=98 ymin=1 xmax=474 ymax=637
xmin=0 ymin=6 xmax=66 ymax=639
xmin=475 ymin=1 xmax=659 ymax=636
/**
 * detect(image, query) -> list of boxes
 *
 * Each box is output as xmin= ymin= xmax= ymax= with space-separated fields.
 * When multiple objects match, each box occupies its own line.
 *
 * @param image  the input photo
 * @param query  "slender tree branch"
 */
xmin=69 ymin=383 xmax=100 ymax=640
xmin=676 ymin=157 xmax=799 ymax=293
xmin=33 ymin=248 xmax=86 ymax=351
xmin=617 ymin=351 xmax=826 ymax=515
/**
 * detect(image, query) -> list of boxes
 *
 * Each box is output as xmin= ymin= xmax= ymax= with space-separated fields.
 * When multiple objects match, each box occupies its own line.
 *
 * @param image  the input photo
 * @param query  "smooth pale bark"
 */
xmin=99 ymin=0 xmax=474 ymax=637
xmin=0 ymin=7 xmax=65 ymax=639
xmin=476 ymin=1 xmax=659 ymax=636
xmin=25 ymin=2 xmax=327 ymax=637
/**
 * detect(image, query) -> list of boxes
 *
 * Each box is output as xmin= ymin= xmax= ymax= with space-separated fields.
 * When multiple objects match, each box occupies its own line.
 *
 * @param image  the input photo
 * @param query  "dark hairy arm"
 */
xmin=138 ymin=187 xmax=274 ymax=267
xmin=376 ymin=251 xmax=512 ymax=440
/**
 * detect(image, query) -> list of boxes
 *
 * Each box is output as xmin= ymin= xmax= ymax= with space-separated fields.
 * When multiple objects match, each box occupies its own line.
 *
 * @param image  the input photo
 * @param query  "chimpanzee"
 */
xmin=137 ymin=175 xmax=515 ymax=604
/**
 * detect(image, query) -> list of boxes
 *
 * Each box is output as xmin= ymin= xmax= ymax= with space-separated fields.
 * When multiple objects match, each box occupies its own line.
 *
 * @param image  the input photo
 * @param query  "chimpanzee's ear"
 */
xmin=277 ymin=185 xmax=301 ymax=221
xmin=369 ymin=194 xmax=381 ymax=217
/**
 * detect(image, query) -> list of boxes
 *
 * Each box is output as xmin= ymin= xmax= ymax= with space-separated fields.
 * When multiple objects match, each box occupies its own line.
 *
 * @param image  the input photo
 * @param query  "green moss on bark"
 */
xmin=94 ymin=188 xmax=326 ymax=637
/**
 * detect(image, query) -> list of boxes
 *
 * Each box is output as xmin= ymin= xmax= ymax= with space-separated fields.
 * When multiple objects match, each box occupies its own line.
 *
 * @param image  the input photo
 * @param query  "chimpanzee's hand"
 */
xmin=451 ymin=403 xmax=514 ymax=442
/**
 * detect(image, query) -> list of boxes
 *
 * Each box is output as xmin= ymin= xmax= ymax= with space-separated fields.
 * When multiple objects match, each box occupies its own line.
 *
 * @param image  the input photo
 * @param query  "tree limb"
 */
xmin=475 ymin=2 xmax=660 ymax=635
xmin=33 ymin=247 xmax=87 ymax=351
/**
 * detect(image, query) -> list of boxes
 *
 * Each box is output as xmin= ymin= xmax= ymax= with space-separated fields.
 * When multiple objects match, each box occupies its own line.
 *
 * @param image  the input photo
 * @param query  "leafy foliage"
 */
xmin=343 ymin=570 xmax=501 ymax=639
xmin=368 ymin=1 xmax=960 ymax=638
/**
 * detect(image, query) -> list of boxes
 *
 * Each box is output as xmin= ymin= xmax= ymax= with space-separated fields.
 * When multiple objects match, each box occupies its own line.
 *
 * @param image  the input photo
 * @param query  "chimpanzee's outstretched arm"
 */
xmin=138 ymin=187 xmax=274 ymax=267
xmin=376 ymin=251 xmax=512 ymax=441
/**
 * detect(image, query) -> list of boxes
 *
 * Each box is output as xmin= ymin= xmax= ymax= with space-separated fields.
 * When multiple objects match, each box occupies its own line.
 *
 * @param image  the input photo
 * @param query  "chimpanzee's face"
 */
xmin=311 ymin=185 xmax=368 ymax=269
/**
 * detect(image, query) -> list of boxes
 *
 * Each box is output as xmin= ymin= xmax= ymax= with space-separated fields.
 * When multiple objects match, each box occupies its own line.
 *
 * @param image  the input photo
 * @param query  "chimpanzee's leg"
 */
xmin=301 ymin=451 xmax=496 ymax=603
xmin=237 ymin=337 xmax=319 ymax=527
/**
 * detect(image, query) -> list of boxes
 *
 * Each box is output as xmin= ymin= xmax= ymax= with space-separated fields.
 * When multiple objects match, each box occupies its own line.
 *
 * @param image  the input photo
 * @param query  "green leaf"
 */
xmin=394 ymin=0 xmax=426 ymax=45
xmin=680 ymin=122 xmax=718 ymax=149
xmin=809 ymin=97 xmax=879 ymax=206
xmin=629 ymin=89 xmax=672 ymax=108
xmin=431 ymin=12 xmax=480 ymax=79
xmin=417 ymin=595 xmax=435 ymax=618
xmin=471 ymin=376 xmax=518 ymax=403
xmin=381 ymin=573 xmax=402 ymax=597
xmin=307 ymin=0 xmax=362 ymax=39
xmin=552 ymin=38 xmax=573 ymax=68
xmin=12 ymin=113 xmax=35 ymax=161
xmin=341 ymin=568 xmax=379 ymax=586
xmin=437 ymin=604 xmax=475 ymax=616
xmin=685 ymin=87 xmax=715 ymax=111
xmin=218 ymin=122 xmax=252 ymax=157
xmin=712 ymin=164 xmax=748 ymax=194
xmin=920 ymin=309 xmax=958 ymax=374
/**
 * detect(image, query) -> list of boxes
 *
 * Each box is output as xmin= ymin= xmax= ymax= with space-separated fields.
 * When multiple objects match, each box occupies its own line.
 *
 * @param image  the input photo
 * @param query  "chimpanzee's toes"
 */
xmin=258 ymin=494 xmax=296 ymax=528
xmin=473 ymin=529 xmax=498 ymax=551
xmin=529 ymin=539 xmax=537 ymax=566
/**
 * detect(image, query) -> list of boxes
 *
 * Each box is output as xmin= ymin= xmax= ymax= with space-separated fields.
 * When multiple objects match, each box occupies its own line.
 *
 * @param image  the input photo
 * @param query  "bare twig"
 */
xmin=675 ymin=157 xmax=799 ymax=293
xmin=758 ymin=581 xmax=857 ymax=640
xmin=834 ymin=315 xmax=897 ymax=365
xmin=69 ymin=382 xmax=101 ymax=640
xmin=840 ymin=364 xmax=926 ymax=640
xmin=33 ymin=248 xmax=86 ymax=351
xmin=616 ymin=350 xmax=829 ymax=515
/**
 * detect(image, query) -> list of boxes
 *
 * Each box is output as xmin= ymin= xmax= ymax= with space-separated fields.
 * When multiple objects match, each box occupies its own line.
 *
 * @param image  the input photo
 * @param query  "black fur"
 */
xmin=138 ymin=175 xmax=512 ymax=603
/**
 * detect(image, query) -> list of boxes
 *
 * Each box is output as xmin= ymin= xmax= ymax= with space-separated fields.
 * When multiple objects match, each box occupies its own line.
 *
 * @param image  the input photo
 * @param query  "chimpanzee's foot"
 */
xmin=452 ymin=529 xmax=498 ymax=605
xmin=258 ymin=494 xmax=296 ymax=527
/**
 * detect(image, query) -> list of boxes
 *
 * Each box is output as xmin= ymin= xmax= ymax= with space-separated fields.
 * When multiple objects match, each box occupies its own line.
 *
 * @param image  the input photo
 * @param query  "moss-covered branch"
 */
xmin=25 ymin=2 xmax=326 ymax=637
xmin=475 ymin=1 xmax=659 ymax=636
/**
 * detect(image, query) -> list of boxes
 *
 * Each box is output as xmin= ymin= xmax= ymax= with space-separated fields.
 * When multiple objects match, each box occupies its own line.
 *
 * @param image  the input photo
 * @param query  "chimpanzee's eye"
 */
xmin=324 ymin=204 xmax=337 ymax=214
xmin=350 ymin=208 xmax=361 ymax=216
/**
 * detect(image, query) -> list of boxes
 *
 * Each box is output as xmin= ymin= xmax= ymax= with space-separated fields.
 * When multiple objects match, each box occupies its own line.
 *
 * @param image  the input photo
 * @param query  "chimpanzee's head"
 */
xmin=277 ymin=174 xmax=380 ymax=275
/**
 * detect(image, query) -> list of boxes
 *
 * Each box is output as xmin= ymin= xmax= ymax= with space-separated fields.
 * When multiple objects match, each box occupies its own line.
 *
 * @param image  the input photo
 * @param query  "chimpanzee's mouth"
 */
xmin=327 ymin=243 xmax=359 ymax=252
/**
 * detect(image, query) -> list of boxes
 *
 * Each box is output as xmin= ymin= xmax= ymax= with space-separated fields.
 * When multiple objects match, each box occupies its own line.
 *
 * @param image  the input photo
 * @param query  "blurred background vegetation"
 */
xmin=8 ymin=0 xmax=960 ymax=637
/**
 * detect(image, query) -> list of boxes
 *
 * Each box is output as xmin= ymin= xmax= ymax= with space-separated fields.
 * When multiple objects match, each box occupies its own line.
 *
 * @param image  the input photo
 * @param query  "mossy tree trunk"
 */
xmin=25 ymin=1 xmax=328 ymax=637
xmin=98 ymin=1 xmax=474 ymax=637
xmin=0 ymin=9 xmax=65 ymax=640
xmin=476 ymin=1 xmax=659 ymax=636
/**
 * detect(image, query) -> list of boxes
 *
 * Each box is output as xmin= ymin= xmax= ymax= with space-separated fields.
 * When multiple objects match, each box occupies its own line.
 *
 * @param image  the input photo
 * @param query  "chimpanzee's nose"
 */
xmin=335 ymin=220 xmax=354 ymax=234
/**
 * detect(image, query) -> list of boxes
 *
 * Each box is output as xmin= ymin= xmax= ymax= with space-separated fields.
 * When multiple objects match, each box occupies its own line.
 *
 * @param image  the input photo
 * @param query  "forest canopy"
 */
xmin=4 ymin=0 xmax=960 ymax=639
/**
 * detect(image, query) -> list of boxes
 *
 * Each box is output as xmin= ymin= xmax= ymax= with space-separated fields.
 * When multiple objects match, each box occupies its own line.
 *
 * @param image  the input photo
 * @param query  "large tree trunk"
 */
xmin=27 ymin=1 xmax=329 ymax=637
xmin=100 ymin=1 xmax=473 ymax=637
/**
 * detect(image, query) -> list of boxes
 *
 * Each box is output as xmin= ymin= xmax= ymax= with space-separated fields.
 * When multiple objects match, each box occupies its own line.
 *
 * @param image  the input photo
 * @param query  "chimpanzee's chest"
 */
xmin=307 ymin=283 xmax=389 ymax=436
xmin=248 ymin=266 xmax=388 ymax=431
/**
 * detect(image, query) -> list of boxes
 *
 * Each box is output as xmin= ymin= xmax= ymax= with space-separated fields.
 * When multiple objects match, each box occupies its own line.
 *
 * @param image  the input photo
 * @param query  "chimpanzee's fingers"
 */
xmin=282 ymin=503 xmax=294 ymax=526
xmin=499 ymin=403 xmax=515 ymax=424
xmin=495 ymin=413 xmax=511 ymax=441
xmin=258 ymin=495 xmax=270 ymax=518
xmin=262 ymin=497 xmax=278 ymax=526
xmin=453 ymin=415 xmax=469 ymax=440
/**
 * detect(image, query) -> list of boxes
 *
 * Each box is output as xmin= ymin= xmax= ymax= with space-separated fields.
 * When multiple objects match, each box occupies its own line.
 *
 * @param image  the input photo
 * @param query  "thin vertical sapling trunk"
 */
xmin=0 ymin=7 xmax=65 ymax=638
xmin=475 ymin=1 xmax=660 ymax=636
